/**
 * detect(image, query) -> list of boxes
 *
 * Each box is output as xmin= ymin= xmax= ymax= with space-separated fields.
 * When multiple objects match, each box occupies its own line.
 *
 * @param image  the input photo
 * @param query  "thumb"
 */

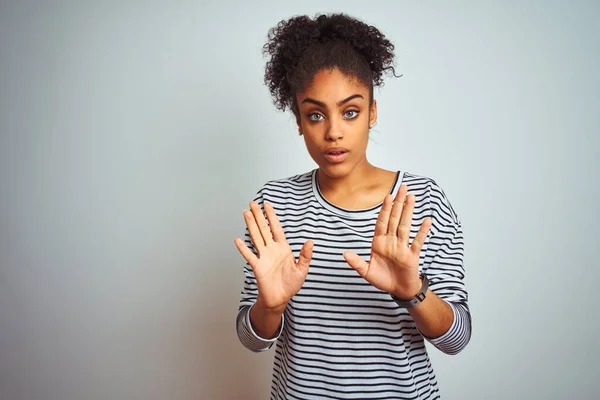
xmin=343 ymin=251 xmax=369 ymax=278
xmin=296 ymin=240 xmax=314 ymax=274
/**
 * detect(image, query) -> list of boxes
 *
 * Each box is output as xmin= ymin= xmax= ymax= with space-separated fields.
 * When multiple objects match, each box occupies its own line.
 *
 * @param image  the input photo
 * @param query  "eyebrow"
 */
xmin=301 ymin=94 xmax=364 ymax=108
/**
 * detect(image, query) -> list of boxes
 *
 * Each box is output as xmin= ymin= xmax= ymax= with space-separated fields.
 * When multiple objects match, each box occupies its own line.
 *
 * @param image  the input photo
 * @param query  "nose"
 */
xmin=325 ymin=118 xmax=343 ymax=141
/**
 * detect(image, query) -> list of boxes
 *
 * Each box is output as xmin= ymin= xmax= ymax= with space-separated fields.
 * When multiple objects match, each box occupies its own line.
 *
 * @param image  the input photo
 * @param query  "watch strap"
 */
xmin=390 ymin=274 xmax=429 ymax=309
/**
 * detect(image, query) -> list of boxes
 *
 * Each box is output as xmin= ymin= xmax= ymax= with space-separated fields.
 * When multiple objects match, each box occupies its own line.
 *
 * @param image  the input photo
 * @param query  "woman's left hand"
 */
xmin=343 ymin=185 xmax=432 ymax=299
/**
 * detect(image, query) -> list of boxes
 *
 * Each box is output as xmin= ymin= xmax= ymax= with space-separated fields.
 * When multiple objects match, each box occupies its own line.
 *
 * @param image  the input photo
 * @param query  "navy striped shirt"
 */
xmin=237 ymin=169 xmax=471 ymax=399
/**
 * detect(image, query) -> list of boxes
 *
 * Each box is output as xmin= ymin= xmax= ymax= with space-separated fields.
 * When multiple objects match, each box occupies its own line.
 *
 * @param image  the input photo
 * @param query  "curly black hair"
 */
xmin=263 ymin=13 xmax=398 ymax=115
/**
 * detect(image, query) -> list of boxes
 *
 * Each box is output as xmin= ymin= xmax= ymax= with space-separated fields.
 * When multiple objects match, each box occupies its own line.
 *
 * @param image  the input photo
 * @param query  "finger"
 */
xmin=244 ymin=209 xmax=265 ymax=250
xmin=343 ymin=251 xmax=370 ymax=279
xmin=264 ymin=202 xmax=286 ymax=243
xmin=410 ymin=218 xmax=432 ymax=254
xmin=250 ymin=201 xmax=274 ymax=245
xmin=296 ymin=240 xmax=314 ymax=275
xmin=397 ymin=194 xmax=415 ymax=246
xmin=234 ymin=237 xmax=258 ymax=269
xmin=388 ymin=185 xmax=408 ymax=235
xmin=374 ymin=194 xmax=393 ymax=237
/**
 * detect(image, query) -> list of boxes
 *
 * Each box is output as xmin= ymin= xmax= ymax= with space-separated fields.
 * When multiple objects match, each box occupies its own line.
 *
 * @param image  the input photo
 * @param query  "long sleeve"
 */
xmin=236 ymin=304 xmax=284 ymax=352
xmin=420 ymin=182 xmax=472 ymax=355
xmin=235 ymin=188 xmax=285 ymax=352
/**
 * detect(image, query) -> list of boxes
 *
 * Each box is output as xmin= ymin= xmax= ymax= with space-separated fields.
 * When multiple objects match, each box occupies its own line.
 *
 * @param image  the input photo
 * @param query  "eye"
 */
xmin=344 ymin=110 xmax=359 ymax=119
xmin=308 ymin=113 xmax=324 ymax=122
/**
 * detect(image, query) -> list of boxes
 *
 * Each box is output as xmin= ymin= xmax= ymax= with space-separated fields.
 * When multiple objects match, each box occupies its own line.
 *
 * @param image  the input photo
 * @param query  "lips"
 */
xmin=323 ymin=148 xmax=349 ymax=163
xmin=324 ymin=147 xmax=349 ymax=155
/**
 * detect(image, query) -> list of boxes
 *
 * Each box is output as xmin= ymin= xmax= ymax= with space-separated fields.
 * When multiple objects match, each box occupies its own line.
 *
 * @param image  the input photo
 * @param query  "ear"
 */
xmin=369 ymin=99 xmax=378 ymax=127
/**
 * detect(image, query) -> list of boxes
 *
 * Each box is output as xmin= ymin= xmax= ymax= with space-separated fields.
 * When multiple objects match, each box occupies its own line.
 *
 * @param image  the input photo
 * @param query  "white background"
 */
xmin=1 ymin=1 xmax=598 ymax=399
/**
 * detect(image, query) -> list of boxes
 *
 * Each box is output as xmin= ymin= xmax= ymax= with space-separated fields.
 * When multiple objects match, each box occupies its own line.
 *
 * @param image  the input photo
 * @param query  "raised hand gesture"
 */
xmin=234 ymin=201 xmax=314 ymax=312
xmin=343 ymin=185 xmax=432 ymax=299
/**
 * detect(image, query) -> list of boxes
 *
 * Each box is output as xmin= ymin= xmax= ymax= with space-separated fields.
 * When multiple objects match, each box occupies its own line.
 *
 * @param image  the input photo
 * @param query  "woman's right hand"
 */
xmin=234 ymin=201 xmax=313 ymax=313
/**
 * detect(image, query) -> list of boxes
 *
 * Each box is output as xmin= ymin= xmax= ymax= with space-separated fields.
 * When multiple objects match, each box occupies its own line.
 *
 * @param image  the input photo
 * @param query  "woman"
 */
xmin=234 ymin=13 xmax=471 ymax=400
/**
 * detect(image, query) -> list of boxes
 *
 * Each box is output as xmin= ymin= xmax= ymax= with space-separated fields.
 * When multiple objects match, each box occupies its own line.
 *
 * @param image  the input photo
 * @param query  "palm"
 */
xmin=252 ymin=241 xmax=309 ymax=309
xmin=235 ymin=201 xmax=313 ymax=311
xmin=365 ymin=233 xmax=421 ymax=294
xmin=344 ymin=186 xmax=432 ymax=299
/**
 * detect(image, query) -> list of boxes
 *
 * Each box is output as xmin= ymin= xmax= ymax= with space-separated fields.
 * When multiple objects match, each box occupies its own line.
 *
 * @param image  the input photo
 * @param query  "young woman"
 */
xmin=234 ymin=13 xmax=471 ymax=400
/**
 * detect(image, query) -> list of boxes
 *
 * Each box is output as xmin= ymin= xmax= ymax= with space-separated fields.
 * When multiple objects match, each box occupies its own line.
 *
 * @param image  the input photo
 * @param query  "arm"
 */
xmin=236 ymin=191 xmax=280 ymax=352
xmin=409 ymin=185 xmax=471 ymax=355
xmin=344 ymin=182 xmax=471 ymax=355
xmin=236 ymin=257 xmax=284 ymax=352
xmin=235 ymin=193 xmax=313 ymax=352
xmin=409 ymin=290 xmax=471 ymax=356
xmin=404 ymin=227 xmax=472 ymax=355
xmin=405 ymin=289 xmax=454 ymax=339
xmin=249 ymin=298 xmax=286 ymax=339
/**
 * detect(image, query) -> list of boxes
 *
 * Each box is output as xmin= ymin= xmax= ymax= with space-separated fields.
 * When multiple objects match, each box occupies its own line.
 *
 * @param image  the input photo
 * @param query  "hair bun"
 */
xmin=263 ymin=13 xmax=398 ymax=113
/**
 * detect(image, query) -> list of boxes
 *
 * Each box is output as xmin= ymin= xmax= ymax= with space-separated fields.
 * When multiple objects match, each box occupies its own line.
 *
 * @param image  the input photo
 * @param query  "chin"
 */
xmin=316 ymin=161 xmax=353 ymax=178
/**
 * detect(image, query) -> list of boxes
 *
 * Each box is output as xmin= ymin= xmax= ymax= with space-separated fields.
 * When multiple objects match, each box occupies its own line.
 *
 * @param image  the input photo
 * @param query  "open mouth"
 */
xmin=324 ymin=150 xmax=349 ymax=163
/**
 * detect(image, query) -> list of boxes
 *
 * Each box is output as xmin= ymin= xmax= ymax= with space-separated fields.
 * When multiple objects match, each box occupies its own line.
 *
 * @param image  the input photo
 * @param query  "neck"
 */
xmin=317 ymin=158 xmax=380 ymax=195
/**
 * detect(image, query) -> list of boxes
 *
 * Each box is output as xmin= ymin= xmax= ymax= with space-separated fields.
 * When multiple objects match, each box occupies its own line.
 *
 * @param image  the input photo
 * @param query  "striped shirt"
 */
xmin=236 ymin=169 xmax=471 ymax=400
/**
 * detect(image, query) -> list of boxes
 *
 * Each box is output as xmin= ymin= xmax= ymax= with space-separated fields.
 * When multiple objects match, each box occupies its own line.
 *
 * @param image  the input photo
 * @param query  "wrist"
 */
xmin=255 ymin=296 xmax=287 ymax=316
xmin=392 ymin=277 xmax=423 ymax=300
xmin=390 ymin=274 xmax=430 ymax=309
xmin=249 ymin=298 xmax=286 ymax=340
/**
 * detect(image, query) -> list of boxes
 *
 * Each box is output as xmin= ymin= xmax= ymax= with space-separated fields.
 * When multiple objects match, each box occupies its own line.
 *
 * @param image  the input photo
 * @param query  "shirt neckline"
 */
xmin=311 ymin=169 xmax=404 ymax=219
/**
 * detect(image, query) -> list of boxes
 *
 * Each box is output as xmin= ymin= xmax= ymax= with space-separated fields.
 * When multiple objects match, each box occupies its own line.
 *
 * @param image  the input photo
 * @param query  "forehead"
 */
xmin=297 ymin=68 xmax=369 ymax=103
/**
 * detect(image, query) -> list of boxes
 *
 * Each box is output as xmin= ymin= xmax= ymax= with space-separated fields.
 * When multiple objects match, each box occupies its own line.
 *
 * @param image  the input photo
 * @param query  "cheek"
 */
xmin=303 ymin=138 xmax=321 ymax=156
xmin=351 ymin=123 xmax=370 ymax=141
xmin=301 ymin=137 xmax=327 ymax=164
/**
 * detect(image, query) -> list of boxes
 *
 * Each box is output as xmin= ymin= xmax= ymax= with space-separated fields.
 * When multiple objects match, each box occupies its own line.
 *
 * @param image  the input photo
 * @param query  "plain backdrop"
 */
xmin=1 ymin=1 xmax=598 ymax=399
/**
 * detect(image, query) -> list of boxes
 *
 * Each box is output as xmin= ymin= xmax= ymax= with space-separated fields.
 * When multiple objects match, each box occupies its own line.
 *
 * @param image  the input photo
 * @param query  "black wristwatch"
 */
xmin=390 ymin=274 xmax=429 ymax=309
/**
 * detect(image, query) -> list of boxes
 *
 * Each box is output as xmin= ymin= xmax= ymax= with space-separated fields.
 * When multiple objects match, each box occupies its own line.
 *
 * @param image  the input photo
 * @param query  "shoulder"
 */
xmin=402 ymin=171 xmax=461 ymax=230
xmin=252 ymin=170 xmax=314 ymax=202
